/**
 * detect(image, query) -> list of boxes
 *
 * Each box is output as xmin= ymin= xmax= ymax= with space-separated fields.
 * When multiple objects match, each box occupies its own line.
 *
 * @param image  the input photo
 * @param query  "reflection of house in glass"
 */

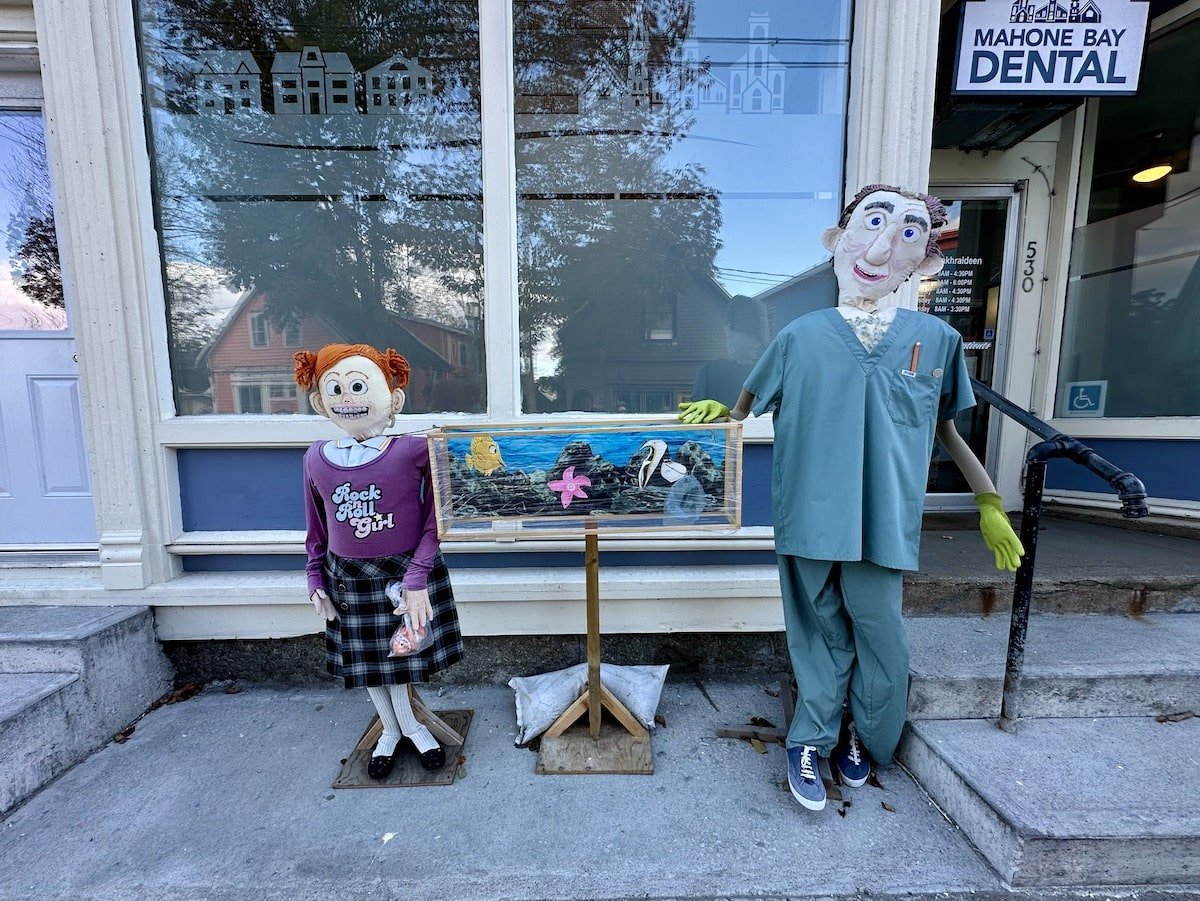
xmin=271 ymin=46 xmax=356 ymax=116
xmin=194 ymin=51 xmax=262 ymax=115
xmin=200 ymin=290 xmax=470 ymax=415
xmin=554 ymin=276 xmax=730 ymax=414
xmin=365 ymin=54 xmax=433 ymax=112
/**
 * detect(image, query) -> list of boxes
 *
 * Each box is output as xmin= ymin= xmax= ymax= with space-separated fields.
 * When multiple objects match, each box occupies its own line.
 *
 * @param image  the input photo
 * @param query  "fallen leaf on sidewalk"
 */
xmin=150 ymin=682 xmax=203 ymax=710
xmin=749 ymin=716 xmax=776 ymax=728
xmin=867 ymin=771 xmax=885 ymax=790
xmin=223 ymin=684 xmax=242 ymax=695
xmin=881 ymin=801 xmax=896 ymax=813
xmin=113 ymin=725 xmax=135 ymax=744
xmin=654 ymin=714 xmax=667 ymax=727
xmin=455 ymin=765 xmax=467 ymax=780
xmin=764 ymin=685 xmax=781 ymax=698
xmin=750 ymin=738 xmax=767 ymax=754
xmin=1155 ymin=711 xmax=1196 ymax=723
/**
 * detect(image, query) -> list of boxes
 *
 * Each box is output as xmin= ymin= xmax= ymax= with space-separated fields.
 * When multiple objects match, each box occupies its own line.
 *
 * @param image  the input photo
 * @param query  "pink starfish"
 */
xmin=547 ymin=465 xmax=591 ymax=509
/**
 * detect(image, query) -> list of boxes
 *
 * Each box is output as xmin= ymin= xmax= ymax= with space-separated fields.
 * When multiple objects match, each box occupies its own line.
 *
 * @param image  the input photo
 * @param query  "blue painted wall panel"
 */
xmin=1044 ymin=438 xmax=1199 ymax=502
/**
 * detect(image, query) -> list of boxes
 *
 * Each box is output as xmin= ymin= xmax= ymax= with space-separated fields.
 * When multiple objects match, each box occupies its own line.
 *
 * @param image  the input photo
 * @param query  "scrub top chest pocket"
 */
xmin=884 ymin=367 xmax=940 ymax=428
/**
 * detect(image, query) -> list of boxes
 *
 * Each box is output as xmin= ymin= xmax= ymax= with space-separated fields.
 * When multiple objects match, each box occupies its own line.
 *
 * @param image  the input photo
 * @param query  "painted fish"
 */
xmin=465 ymin=436 xmax=505 ymax=476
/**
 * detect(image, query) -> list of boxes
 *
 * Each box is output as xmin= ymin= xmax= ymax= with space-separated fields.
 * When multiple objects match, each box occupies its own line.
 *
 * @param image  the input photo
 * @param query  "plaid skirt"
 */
xmin=323 ymin=550 xmax=464 ymax=688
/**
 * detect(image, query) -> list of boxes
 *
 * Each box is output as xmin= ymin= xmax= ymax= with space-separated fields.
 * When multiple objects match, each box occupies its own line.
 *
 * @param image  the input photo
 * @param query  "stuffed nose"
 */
xmin=862 ymin=228 xmax=897 ymax=265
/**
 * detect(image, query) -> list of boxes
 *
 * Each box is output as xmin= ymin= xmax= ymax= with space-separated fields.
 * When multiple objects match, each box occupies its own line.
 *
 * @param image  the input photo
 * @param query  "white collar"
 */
xmin=334 ymin=434 xmax=392 ymax=450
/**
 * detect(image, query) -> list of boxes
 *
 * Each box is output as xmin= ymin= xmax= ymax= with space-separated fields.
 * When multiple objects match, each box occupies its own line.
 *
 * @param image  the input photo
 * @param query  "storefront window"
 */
xmin=514 ymin=0 xmax=851 ymax=413
xmin=0 ymin=111 xmax=64 ymax=332
xmin=1056 ymin=16 xmax=1200 ymax=418
xmin=136 ymin=1 xmax=486 ymax=416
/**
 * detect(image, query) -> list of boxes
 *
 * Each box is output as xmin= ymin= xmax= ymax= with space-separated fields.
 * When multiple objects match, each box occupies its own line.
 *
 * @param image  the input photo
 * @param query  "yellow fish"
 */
xmin=465 ymin=436 xmax=505 ymax=476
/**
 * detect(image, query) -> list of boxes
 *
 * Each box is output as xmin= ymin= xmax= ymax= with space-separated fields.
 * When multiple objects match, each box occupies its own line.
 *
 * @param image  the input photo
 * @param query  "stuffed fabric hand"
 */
xmin=309 ymin=589 xmax=338 ymax=622
xmin=397 ymin=587 xmax=433 ymax=630
xmin=975 ymin=492 xmax=1024 ymax=572
xmin=677 ymin=399 xmax=730 ymax=424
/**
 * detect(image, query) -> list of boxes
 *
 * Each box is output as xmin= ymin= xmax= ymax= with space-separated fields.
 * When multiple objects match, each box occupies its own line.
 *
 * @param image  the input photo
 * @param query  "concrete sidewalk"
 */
xmin=0 ymin=681 xmax=1012 ymax=900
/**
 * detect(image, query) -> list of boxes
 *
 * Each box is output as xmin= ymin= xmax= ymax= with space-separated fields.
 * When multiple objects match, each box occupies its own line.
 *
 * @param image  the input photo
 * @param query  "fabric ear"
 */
xmin=384 ymin=349 xmax=411 ymax=389
xmin=915 ymin=253 xmax=945 ymax=277
xmin=821 ymin=226 xmax=842 ymax=253
xmin=293 ymin=351 xmax=318 ymax=389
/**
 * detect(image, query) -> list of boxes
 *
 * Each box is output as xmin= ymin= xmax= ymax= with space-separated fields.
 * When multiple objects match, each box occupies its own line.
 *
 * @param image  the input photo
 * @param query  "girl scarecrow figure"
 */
xmin=294 ymin=343 xmax=464 ymax=778
xmin=681 ymin=186 xmax=1024 ymax=812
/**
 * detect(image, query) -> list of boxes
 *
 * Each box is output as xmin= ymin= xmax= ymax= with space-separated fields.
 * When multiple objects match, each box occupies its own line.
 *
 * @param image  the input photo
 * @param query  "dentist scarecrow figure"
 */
xmin=681 ymin=185 xmax=1024 ymax=811
xmin=295 ymin=343 xmax=464 ymax=778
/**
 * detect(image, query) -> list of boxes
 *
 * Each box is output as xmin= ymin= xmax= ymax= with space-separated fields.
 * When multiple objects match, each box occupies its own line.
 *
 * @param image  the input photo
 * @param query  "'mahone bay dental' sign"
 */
xmin=954 ymin=0 xmax=1150 ymax=95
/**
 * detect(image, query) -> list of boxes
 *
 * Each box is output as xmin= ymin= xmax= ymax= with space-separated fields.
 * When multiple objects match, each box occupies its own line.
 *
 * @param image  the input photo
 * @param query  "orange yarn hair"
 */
xmin=293 ymin=343 xmax=411 ymax=392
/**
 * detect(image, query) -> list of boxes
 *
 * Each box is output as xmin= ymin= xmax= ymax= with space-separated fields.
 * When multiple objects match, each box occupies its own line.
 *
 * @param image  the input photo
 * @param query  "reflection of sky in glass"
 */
xmin=0 ymin=111 xmax=65 ymax=331
xmin=660 ymin=2 xmax=850 ymax=296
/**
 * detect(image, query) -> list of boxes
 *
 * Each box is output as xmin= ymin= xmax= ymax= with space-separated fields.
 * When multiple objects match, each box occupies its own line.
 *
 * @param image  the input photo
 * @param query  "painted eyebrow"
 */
xmin=903 ymin=214 xmax=930 ymax=230
xmin=863 ymin=201 xmax=894 ymax=213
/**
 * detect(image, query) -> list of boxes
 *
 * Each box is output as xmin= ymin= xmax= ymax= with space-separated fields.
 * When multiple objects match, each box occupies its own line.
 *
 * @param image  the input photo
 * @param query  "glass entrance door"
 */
xmin=920 ymin=186 xmax=1020 ymax=500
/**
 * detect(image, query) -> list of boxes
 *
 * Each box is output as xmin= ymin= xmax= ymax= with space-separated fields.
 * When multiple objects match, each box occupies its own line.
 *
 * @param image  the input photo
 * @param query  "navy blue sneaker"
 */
xmin=833 ymin=720 xmax=872 ymax=788
xmin=786 ymin=745 xmax=826 ymax=811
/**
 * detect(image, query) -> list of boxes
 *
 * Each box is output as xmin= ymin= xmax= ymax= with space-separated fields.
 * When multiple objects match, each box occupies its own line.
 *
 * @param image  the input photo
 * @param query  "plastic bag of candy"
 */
xmin=384 ymin=581 xmax=434 ymax=657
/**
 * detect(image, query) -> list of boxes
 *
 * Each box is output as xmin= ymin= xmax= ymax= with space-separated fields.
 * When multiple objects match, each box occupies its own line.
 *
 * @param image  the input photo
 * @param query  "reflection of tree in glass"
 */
xmin=514 ymin=0 xmax=722 ymax=403
xmin=0 ymin=114 xmax=63 ymax=312
xmin=142 ymin=0 xmax=485 ymax=410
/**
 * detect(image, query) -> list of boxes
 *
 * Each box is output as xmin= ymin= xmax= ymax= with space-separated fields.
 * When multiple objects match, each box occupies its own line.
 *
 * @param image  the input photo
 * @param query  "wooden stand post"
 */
xmin=535 ymin=527 xmax=653 ymax=775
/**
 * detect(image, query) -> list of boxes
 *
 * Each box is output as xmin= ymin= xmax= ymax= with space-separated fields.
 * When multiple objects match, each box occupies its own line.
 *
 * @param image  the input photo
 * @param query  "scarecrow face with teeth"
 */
xmin=822 ymin=186 xmax=946 ymax=309
xmin=294 ymin=345 xmax=410 ymax=442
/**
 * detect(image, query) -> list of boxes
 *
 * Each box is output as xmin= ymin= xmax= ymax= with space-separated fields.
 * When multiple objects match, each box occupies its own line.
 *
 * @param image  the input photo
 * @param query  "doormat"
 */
xmin=332 ymin=709 xmax=473 ymax=789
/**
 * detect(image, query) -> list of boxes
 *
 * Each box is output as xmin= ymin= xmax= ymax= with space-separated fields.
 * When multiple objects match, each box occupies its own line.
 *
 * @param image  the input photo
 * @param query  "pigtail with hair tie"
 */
xmin=384 ymin=349 xmax=411 ymax=390
xmin=293 ymin=351 xmax=318 ymax=390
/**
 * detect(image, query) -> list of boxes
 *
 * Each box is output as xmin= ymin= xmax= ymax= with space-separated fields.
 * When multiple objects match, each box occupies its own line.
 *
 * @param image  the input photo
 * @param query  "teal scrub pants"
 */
xmin=778 ymin=555 xmax=909 ymax=764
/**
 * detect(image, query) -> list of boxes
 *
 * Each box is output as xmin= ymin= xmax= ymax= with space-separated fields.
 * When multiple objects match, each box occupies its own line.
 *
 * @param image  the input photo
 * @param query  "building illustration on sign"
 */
xmin=190 ymin=45 xmax=437 ymax=116
xmin=1010 ymin=1 xmax=1102 ymax=23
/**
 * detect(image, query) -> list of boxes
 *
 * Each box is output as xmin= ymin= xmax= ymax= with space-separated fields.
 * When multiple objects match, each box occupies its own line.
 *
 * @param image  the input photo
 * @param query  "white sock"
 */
xmin=366 ymin=686 xmax=401 ymax=757
xmin=389 ymin=684 xmax=439 ymax=754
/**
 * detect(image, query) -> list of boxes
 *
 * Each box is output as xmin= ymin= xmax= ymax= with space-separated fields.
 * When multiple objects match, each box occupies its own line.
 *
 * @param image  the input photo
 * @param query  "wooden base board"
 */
xmin=535 ymin=718 xmax=653 ymax=775
xmin=332 ymin=708 xmax=473 ymax=789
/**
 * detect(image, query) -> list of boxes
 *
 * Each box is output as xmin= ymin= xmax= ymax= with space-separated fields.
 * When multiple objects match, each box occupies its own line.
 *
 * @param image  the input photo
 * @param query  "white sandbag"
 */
xmin=599 ymin=663 xmax=669 ymax=730
xmin=508 ymin=662 xmax=669 ymax=745
xmin=509 ymin=664 xmax=587 ymax=745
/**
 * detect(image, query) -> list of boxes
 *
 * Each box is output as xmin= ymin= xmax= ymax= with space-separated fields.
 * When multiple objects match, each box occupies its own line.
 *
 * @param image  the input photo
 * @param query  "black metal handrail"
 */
xmin=968 ymin=378 xmax=1149 ymax=732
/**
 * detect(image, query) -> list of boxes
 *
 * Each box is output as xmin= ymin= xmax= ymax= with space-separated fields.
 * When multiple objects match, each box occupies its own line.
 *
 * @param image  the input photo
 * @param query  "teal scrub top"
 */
xmin=744 ymin=307 xmax=975 ymax=571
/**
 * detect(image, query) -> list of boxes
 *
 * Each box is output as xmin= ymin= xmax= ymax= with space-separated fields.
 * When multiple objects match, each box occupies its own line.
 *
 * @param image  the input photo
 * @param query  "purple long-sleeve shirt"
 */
xmin=303 ymin=435 xmax=440 ymax=596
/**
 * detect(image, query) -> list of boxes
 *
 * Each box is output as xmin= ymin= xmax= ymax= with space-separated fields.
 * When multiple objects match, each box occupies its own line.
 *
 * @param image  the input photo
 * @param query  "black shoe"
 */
xmin=367 ymin=746 xmax=399 ymax=780
xmin=418 ymin=746 xmax=445 ymax=771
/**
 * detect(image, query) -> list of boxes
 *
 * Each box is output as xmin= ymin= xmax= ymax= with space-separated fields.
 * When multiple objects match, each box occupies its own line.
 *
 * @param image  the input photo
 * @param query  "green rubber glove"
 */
xmin=975 ymin=492 xmax=1024 ymax=573
xmin=677 ymin=399 xmax=730 ymax=424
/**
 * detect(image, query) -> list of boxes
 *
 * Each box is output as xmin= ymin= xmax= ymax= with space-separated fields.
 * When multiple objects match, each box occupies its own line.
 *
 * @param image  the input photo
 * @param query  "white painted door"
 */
xmin=0 ymin=105 xmax=96 ymax=547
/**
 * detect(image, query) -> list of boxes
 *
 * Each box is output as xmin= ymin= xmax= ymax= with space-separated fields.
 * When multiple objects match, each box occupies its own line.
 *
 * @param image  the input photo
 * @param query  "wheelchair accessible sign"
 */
xmin=1063 ymin=380 xmax=1107 ymax=417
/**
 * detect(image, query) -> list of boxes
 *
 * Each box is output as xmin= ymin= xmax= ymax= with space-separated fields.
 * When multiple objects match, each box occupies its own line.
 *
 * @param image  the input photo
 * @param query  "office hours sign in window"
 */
xmin=136 ymin=1 xmax=486 ymax=416
xmin=514 ymin=1 xmax=851 ymax=414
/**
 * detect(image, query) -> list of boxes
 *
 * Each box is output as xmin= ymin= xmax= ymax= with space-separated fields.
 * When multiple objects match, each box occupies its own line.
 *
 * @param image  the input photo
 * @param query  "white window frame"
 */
xmin=1041 ymin=0 xmax=1200 ymax=440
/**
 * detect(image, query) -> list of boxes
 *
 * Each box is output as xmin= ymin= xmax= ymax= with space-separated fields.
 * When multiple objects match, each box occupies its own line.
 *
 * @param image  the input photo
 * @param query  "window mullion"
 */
xmin=478 ymin=0 xmax=520 ymax=421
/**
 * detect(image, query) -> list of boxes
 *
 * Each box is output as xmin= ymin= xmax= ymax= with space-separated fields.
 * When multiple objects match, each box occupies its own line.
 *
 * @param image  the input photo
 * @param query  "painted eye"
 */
xmin=489 ymin=444 xmax=498 ymax=454
xmin=348 ymin=379 xmax=368 ymax=395
xmin=901 ymin=226 xmax=921 ymax=243
xmin=865 ymin=213 xmax=885 ymax=229
xmin=324 ymin=379 xmax=342 ymax=397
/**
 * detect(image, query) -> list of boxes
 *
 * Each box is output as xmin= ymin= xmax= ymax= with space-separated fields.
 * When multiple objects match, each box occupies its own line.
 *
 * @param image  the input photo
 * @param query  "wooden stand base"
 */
xmin=536 ymin=718 xmax=653 ymax=775
xmin=332 ymin=686 xmax=472 ymax=789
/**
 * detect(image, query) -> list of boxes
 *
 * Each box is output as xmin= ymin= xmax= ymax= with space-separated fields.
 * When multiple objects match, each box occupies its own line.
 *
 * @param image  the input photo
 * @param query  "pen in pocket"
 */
xmin=908 ymin=342 xmax=921 ymax=373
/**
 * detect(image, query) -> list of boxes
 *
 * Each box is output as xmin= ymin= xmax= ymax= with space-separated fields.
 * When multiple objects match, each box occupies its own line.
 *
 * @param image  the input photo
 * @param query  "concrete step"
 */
xmin=0 ymin=672 xmax=81 ymax=813
xmin=899 ymin=716 xmax=1200 ymax=886
xmin=907 ymin=613 xmax=1200 ymax=720
xmin=0 ymin=606 xmax=173 ymax=814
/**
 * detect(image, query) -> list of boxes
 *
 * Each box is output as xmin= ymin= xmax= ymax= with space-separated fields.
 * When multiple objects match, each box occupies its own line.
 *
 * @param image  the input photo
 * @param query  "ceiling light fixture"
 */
xmin=1132 ymin=163 xmax=1173 ymax=183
